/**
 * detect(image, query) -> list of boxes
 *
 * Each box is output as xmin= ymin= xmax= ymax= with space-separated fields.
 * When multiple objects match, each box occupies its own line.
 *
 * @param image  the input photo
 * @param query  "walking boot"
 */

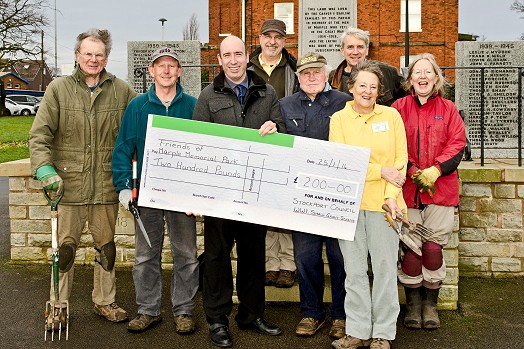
xmin=422 ymin=287 xmax=440 ymax=329
xmin=403 ymin=286 xmax=422 ymax=329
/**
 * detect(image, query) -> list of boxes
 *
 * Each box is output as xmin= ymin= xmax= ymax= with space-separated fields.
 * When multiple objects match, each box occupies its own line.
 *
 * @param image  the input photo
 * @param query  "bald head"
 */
xmin=217 ymin=35 xmax=248 ymax=84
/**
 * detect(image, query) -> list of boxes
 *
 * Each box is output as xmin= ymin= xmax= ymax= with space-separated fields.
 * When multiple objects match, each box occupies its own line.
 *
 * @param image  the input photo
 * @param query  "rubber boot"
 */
xmin=403 ymin=287 xmax=422 ymax=329
xmin=422 ymin=287 xmax=440 ymax=329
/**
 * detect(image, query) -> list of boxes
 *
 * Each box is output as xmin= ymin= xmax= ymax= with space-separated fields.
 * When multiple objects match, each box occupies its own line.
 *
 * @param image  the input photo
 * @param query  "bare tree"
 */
xmin=182 ymin=13 xmax=200 ymax=41
xmin=510 ymin=0 xmax=524 ymax=39
xmin=0 ymin=0 xmax=50 ymax=70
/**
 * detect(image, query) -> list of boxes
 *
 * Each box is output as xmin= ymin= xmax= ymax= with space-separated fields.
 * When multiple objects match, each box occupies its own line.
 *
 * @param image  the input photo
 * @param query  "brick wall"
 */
xmin=206 ymin=0 xmax=458 ymax=76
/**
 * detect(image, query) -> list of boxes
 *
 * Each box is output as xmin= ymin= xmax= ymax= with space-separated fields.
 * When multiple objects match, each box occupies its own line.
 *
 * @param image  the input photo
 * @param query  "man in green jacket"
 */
xmin=29 ymin=28 xmax=136 ymax=329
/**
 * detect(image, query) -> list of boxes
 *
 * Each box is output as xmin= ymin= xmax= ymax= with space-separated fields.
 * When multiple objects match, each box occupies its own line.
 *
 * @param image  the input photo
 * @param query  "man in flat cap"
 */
xmin=112 ymin=46 xmax=199 ymax=334
xmin=248 ymin=18 xmax=299 ymax=290
xmin=280 ymin=52 xmax=352 ymax=340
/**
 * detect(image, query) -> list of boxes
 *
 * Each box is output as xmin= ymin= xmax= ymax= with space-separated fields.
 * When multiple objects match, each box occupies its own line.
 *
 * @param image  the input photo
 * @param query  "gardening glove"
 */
xmin=411 ymin=166 xmax=441 ymax=188
xmin=36 ymin=165 xmax=63 ymax=195
xmin=119 ymin=189 xmax=132 ymax=210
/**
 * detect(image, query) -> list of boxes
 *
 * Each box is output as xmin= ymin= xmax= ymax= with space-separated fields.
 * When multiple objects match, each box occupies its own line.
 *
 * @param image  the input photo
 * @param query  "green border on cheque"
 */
xmin=151 ymin=114 xmax=295 ymax=148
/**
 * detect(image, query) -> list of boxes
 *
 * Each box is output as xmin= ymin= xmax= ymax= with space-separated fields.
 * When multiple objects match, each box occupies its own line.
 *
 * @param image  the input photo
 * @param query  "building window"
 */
xmin=274 ymin=2 xmax=294 ymax=35
xmin=6 ymin=82 xmax=12 ymax=88
xmin=400 ymin=0 xmax=422 ymax=32
xmin=14 ymin=84 xmax=20 ymax=89
xmin=400 ymin=55 xmax=420 ymax=72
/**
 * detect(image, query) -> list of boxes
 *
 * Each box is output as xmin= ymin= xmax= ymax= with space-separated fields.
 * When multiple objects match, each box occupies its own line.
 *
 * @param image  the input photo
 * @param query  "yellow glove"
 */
xmin=412 ymin=166 xmax=440 ymax=188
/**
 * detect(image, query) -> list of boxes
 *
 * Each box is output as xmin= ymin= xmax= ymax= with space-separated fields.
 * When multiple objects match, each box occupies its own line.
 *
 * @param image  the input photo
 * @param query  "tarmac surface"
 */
xmin=1 ymin=176 xmax=524 ymax=348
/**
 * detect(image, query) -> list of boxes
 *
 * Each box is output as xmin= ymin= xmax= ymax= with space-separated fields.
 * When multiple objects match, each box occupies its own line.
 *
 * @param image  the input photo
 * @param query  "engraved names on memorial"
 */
xmin=455 ymin=41 xmax=524 ymax=158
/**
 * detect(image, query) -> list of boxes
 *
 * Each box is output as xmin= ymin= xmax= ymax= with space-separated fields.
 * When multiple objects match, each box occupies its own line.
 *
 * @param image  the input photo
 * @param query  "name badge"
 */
xmin=372 ymin=121 xmax=389 ymax=133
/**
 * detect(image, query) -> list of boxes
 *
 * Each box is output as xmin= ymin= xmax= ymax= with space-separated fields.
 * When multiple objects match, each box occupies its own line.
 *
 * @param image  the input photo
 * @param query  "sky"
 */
xmin=41 ymin=0 xmax=522 ymax=81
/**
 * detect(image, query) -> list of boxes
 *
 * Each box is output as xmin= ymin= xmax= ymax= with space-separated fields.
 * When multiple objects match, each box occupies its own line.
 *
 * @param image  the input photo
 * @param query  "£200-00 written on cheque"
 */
xmin=138 ymin=115 xmax=370 ymax=241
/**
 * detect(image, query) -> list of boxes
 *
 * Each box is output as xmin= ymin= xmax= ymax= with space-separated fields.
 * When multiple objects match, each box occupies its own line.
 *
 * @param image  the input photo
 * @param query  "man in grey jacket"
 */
xmin=29 ymin=28 xmax=136 ymax=330
xmin=193 ymin=35 xmax=285 ymax=348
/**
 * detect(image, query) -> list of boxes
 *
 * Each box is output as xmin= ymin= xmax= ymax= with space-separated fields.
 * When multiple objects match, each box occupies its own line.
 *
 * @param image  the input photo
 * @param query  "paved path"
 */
xmin=1 ymin=176 xmax=523 ymax=348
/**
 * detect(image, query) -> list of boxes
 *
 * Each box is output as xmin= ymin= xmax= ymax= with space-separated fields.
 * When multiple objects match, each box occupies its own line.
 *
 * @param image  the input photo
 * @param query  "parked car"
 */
xmin=4 ymin=99 xmax=21 ymax=116
xmin=4 ymin=98 xmax=35 ymax=116
xmin=6 ymin=94 xmax=41 ymax=113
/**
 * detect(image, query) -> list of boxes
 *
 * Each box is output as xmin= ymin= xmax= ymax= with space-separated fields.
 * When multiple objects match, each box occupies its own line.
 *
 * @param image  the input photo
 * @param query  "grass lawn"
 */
xmin=0 ymin=115 xmax=34 ymax=163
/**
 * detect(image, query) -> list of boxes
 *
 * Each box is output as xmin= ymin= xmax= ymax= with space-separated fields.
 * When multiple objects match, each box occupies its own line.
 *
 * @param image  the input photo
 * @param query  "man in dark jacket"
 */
xmin=248 ymin=19 xmax=298 ymax=99
xmin=193 ymin=35 xmax=285 ymax=348
xmin=328 ymin=27 xmax=405 ymax=106
xmin=248 ymin=18 xmax=298 ymax=289
xmin=280 ymin=52 xmax=352 ymax=340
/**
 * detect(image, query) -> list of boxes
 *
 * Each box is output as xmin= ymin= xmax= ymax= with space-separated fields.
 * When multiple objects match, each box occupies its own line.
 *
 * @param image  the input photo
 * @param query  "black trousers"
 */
xmin=202 ymin=216 xmax=266 ymax=326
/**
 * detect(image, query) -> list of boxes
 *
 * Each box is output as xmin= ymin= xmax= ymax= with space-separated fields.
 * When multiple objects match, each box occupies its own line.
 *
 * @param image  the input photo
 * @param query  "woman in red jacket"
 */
xmin=392 ymin=53 xmax=466 ymax=331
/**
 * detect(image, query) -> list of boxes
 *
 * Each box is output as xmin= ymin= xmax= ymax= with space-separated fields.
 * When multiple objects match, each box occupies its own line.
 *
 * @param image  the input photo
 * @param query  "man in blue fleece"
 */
xmin=112 ymin=47 xmax=199 ymax=334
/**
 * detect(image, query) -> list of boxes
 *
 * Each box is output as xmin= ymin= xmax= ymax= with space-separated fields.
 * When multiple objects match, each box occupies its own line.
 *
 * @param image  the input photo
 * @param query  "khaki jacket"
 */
xmin=29 ymin=68 xmax=136 ymax=204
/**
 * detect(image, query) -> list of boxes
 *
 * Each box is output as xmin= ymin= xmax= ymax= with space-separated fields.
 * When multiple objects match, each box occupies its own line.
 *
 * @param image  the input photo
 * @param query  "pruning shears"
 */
xmin=130 ymin=155 xmax=151 ymax=248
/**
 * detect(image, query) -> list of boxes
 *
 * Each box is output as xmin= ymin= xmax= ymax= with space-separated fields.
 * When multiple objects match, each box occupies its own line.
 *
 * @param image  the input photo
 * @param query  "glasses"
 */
xmin=261 ymin=33 xmax=284 ymax=41
xmin=412 ymin=70 xmax=435 ymax=77
xmin=78 ymin=51 xmax=106 ymax=61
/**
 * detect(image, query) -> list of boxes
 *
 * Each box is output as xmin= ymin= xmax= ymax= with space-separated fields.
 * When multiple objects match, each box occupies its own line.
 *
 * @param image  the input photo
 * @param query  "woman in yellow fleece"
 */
xmin=329 ymin=60 xmax=407 ymax=349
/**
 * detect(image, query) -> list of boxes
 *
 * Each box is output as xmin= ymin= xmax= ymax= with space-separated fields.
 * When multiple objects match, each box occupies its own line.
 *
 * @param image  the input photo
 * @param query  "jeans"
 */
xmin=132 ymin=207 xmax=199 ymax=317
xmin=293 ymin=231 xmax=346 ymax=321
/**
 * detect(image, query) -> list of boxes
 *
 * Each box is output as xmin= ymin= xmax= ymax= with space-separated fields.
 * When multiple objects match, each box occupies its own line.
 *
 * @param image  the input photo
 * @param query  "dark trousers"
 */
xmin=293 ymin=231 xmax=346 ymax=320
xmin=202 ymin=216 xmax=266 ymax=326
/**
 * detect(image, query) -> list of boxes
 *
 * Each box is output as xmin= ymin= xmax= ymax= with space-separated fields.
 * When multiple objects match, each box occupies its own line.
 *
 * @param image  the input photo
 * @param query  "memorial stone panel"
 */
xmin=128 ymin=41 xmax=201 ymax=98
xmin=298 ymin=0 xmax=357 ymax=68
xmin=455 ymin=41 xmax=524 ymax=158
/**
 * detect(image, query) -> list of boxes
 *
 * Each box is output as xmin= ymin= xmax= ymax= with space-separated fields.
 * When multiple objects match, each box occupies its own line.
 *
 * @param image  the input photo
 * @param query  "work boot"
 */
xmin=275 ymin=269 xmax=295 ymax=288
xmin=127 ymin=313 xmax=162 ymax=332
xmin=93 ymin=302 xmax=128 ymax=323
xmin=403 ymin=286 xmax=422 ymax=329
xmin=174 ymin=314 xmax=195 ymax=334
xmin=329 ymin=319 xmax=346 ymax=339
xmin=370 ymin=338 xmax=391 ymax=349
xmin=295 ymin=317 xmax=326 ymax=336
xmin=331 ymin=335 xmax=372 ymax=349
xmin=422 ymin=287 xmax=441 ymax=329
xmin=265 ymin=270 xmax=279 ymax=286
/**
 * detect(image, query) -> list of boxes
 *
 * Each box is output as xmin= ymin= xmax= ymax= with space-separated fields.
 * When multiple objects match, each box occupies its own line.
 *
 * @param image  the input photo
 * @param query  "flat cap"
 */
xmin=150 ymin=46 xmax=179 ymax=64
xmin=296 ymin=52 xmax=327 ymax=73
xmin=260 ymin=19 xmax=286 ymax=36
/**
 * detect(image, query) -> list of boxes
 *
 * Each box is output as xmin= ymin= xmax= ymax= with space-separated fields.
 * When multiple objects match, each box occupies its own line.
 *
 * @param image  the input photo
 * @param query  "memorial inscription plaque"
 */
xmin=455 ymin=41 xmax=524 ymax=158
xmin=128 ymin=41 xmax=201 ymax=98
xmin=298 ymin=0 xmax=357 ymax=67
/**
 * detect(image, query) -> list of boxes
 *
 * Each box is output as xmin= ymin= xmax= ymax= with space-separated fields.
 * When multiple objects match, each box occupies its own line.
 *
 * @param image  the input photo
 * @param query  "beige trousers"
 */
xmin=49 ymin=204 xmax=118 ymax=305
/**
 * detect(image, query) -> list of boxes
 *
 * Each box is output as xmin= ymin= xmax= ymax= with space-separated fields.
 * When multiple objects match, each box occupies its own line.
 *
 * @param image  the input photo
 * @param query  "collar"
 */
xmin=226 ymin=76 xmax=249 ymax=91
xmin=259 ymin=53 xmax=282 ymax=75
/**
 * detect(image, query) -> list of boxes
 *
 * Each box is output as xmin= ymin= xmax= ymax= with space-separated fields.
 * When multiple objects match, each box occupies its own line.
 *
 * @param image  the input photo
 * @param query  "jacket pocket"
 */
xmin=285 ymin=113 xmax=306 ymax=134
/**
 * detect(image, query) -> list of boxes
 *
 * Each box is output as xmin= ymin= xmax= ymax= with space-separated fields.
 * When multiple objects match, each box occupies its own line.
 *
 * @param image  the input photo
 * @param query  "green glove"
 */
xmin=36 ymin=165 xmax=63 ymax=194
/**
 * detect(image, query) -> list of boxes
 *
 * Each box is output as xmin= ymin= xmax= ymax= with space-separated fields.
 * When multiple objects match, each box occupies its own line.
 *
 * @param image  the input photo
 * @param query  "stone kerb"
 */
xmin=6 ymin=158 xmax=524 ymax=309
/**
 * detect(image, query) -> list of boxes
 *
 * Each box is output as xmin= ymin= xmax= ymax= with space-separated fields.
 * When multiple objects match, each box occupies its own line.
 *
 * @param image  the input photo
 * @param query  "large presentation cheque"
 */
xmin=138 ymin=115 xmax=370 ymax=241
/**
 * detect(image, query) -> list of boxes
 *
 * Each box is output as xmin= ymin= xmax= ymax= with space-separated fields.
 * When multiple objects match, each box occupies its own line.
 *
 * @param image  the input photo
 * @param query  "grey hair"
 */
xmin=403 ymin=53 xmax=447 ymax=95
xmin=74 ymin=28 xmax=112 ymax=56
xmin=339 ymin=27 xmax=370 ymax=48
xmin=347 ymin=60 xmax=385 ymax=98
